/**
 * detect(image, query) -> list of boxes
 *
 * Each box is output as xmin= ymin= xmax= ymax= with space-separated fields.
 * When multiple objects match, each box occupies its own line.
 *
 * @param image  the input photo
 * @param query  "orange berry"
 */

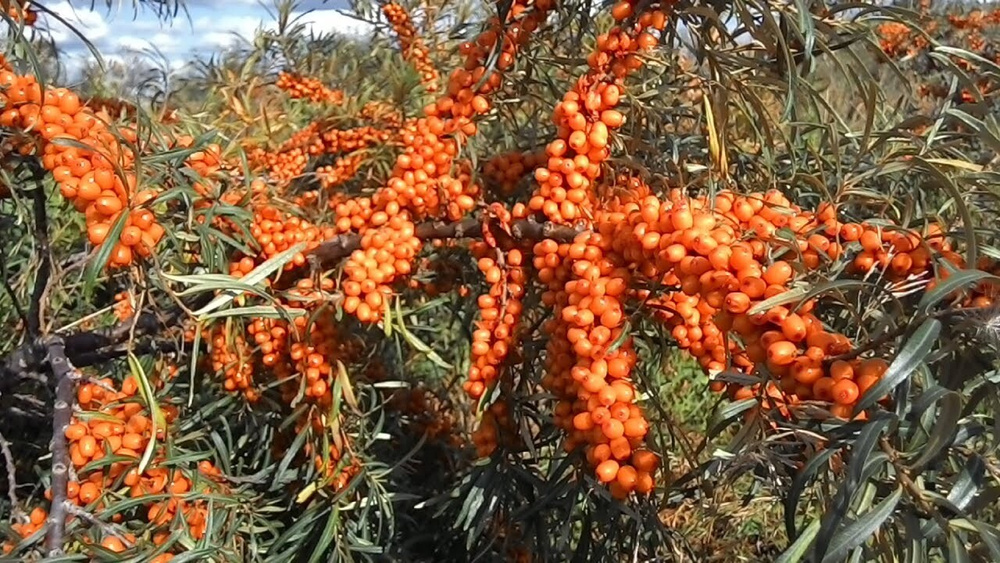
xmin=831 ymin=379 xmax=860 ymax=405
xmin=596 ymin=459 xmax=620 ymax=483
xmin=766 ymin=341 xmax=797 ymax=366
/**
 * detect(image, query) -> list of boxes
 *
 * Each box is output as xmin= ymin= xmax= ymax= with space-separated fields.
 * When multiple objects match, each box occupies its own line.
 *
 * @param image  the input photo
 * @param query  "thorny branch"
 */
xmin=301 ymin=216 xmax=583 ymax=280
xmin=63 ymin=503 xmax=133 ymax=546
xmin=44 ymin=337 xmax=76 ymax=556
xmin=0 ymin=295 xmax=207 ymax=383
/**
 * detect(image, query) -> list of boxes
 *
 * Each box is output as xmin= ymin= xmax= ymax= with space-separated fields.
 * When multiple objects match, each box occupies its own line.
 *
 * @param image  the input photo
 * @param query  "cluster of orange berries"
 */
xmin=206 ymin=324 xmax=257 ymax=400
xmin=5 ymin=510 xmax=173 ymax=562
xmin=526 ymin=2 xmax=668 ymax=224
xmin=585 ymin=182 xmax=976 ymax=426
xmin=321 ymin=125 xmax=397 ymax=155
xmin=328 ymin=0 xmax=552 ymax=324
xmin=387 ymin=386 xmax=461 ymax=446
xmin=5 ymin=508 xmax=45 ymax=554
xmin=277 ymin=286 xmax=359 ymax=404
xmin=243 ymin=202 xmax=336 ymax=268
xmin=275 ymin=71 xmax=345 ymax=105
xmin=532 ymin=226 xmax=657 ymax=498
xmin=875 ymin=22 xmax=931 ymax=58
xmin=341 ymin=214 xmax=420 ymax=322
xmin=482 ymin=150 xmax=546 ymax=195
xmin=3 ymin=377 xmax=222 ymax=556
xmin=877 ymin=9 xmax=1000 ymax=63
xmin=960 ymin=257 xmax=1000 ymax=308
xmin=205 ymin=275 xmax=362 ymax=505
xmin=248 ymin=123 xmax=396 ymax=188
xmin=602 ymin=189 xmax=855 ymax=418
xmin=317 ymin=152 xmax=365 ymax=190
xmin=947 ymin=8 xmax=1000 ymax=30
xmin=0 ymin=60 xmax=163 ymax=268
xmin=491 ymin=2 xmax=668 ymax=496
xmin=212 ymin=271 xmax=367 ymax=409
xmin=296 ymin=410 xmax=362 ymax=492
xmin=181 ymin=138 xmax=225 ymax=178
xmin=846 ymin=222 xmax=957 ymax=280
xmin=113 ymin=291 xmax=135 ymax=321
xmin=466 ymin=240 xmax=526 ymax=400
xmin=360 ymin=100 xmax=403 ymax=127
xmin=382 ymin=2 xmax=440 ymax=92
xmin=313 ymin=442 xmax=361 ymax=491
xmin=471 ymin=399 xmax=520 ymax=457
xmin=247 ymin=124 xmax=321 ymax=185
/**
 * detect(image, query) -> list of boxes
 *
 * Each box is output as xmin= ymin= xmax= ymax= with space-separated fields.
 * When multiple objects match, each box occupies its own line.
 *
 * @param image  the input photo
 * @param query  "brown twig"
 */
xmin=44 ymin=337 xmax=76 ymax=556
xmin=63 ymin=503 xmax=133 ymax=546
xmin=302 ymin=216 xmax=582 ymax=277
xmin=0 ymin=429 xmax=22 ymax=522
xmin=0 ymin=293 xmax=210 ymax=384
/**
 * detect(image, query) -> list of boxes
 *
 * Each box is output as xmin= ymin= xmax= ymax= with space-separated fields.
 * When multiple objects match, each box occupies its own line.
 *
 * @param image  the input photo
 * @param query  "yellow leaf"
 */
xmin=336 ymin=360 xmax=359 ymax=411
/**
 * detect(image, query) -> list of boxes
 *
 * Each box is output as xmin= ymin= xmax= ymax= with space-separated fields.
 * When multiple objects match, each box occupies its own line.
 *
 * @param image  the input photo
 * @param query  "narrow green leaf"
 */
xmin=815 ymin=415 xmax=892 ymax=562
xmin=335 ymin=360 xmax=358 ymax=411
xmin=748 ymin=279 xmax=868 ymax=316
xmin=948 ymin=532 xmax=971 ymax=563
xmin=947 ymin=456 xmax=986 ymax=513
xmin=708 ymin=398 xmax=756 ymax=438
xmin=83 ymin=210 xmax=129 ymax=293
xmin=306 ymin=507 xmax=339 ymax=563
xmin=607 ymin=320 xmax=631 ymax=353
xmin=127 ymin=352 xmax=161 ymax=475
xmin=909 ymin=391 xmax=961 ymax=470
xmin=854 ymin=318 xmax=942 ymax=414
xmin=821 ymin=487 xmax=902 ymax=563
xmin=187 ymin=320 xmax=203 ymax=408
xmin=395 ymin=299 xmax=452 ymax=369
xmin=970 ymin=520 xmax=1000 ymax=560
xmin=777 ymin=518 xmax=821 ymax=563
xmin=748 ymin=286 xmax=807 ymax=316
xmin=786 ymin=447 xmax=841 ymax=538
xmin=200 ymin=305 xmax=305 ymax=321
xmin=192 ymin=242 xmax=306 ymax=317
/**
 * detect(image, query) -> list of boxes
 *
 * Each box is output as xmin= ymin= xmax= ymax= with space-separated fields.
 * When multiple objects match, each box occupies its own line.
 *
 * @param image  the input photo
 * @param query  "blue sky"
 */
xmin=39 ymin=0 xmax=373 ymax=75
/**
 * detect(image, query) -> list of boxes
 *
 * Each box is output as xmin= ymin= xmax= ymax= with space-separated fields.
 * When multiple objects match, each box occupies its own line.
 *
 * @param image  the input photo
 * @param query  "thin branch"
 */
xmin=27 ymin=162 xmax=50 ymax=338
xmin=63 ymin=504 xmax=133 ymax=546
xmin=0 ymin=429 xmax=22 ymax=522
xmin=44 ymin=337 xmax=76 ymax=556
xmin=0 ymin=293 xmax=210 ymax=383
xmin=302 ymin=216 xmax=582 ymax=278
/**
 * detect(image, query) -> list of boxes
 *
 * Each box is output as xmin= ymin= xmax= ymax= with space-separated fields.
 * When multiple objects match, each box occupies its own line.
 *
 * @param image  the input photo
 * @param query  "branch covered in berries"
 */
xmin=0 ymin=296 xmax=207 ymax=383
xmin=1 ymin=216 xmax=575 ymax=380
xmin=306 ymin=216 xmax=584 ymax=269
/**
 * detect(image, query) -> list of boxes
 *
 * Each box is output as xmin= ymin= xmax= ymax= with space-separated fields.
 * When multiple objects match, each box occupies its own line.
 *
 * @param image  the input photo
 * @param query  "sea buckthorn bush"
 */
xmin=3 ymin=0 xmax=1000 ymax=560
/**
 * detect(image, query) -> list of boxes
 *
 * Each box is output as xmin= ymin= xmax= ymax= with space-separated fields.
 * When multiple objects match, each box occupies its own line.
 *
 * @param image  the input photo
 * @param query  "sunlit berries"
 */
xmin=383 ymin=2 xmax=441 ymax=92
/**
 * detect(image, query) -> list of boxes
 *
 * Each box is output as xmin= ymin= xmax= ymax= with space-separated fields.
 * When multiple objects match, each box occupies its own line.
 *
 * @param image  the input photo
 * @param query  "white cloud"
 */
xmin=26 ymin=0 xmax=372 ymax=79
xmin=46 ymin=1 xmax=112 ymax=45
